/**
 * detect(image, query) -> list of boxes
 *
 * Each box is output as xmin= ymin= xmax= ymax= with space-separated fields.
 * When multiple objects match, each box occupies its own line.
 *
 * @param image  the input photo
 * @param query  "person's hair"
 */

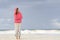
xmin=16 ymin=8 xmax=19 ymax=15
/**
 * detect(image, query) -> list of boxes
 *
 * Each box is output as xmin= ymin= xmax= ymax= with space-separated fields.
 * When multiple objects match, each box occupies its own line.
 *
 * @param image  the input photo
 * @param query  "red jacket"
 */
xmin=14 ymin=12 xmax=23 ymax=23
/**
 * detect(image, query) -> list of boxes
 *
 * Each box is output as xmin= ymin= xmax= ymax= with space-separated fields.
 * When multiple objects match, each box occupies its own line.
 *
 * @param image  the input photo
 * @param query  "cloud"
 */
xmin=0 ymin=18 xmax=12 ymax=22
xmin=51 ymin=19 xmax=60 ymax=27
xmin=0 ymin=0 xmax=44 ymax=8
xmin=47 ymin=0 xmax=60 ymax=4
xmin=7 ymin=19 xmax=12 ymax=22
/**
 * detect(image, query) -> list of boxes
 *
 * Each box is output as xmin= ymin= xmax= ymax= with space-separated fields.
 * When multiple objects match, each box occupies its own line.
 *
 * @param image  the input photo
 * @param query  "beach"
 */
xmin=0 ymin=34 xmax=60 ymax=40
xmin=0 ymin=30 xmax=60 ymax=40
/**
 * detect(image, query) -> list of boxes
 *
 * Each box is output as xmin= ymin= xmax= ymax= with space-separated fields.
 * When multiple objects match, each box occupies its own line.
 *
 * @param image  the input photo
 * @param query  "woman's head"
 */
xmin=16 ymin=8 xmax=19 ymax=15
xmin=16 ymin=8 xmax=19 ymax=12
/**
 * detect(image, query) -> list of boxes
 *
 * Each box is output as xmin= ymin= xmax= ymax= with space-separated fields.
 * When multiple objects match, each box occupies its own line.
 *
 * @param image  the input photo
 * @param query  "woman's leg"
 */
xmin=15 ymin=23 xmax=21 ymax=40
xmin=17 ymin=23 xmax=21 ymax=39
xmin=15 ymin=23 xmax=18 ymax=40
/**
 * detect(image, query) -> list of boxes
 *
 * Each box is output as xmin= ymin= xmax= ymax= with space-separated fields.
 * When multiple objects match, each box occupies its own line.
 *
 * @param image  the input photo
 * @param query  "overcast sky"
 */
xmin=0 ymin=0 xmax=60 ymax=30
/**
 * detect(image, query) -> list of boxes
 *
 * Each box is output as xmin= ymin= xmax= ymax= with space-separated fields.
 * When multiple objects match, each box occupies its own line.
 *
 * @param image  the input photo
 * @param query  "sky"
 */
xmin=0 ymin=0 xmax=60 ymax=30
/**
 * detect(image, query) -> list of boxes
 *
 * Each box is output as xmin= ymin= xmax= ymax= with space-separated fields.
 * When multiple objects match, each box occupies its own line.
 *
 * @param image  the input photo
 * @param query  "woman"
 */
xmin=14 ymin=8 xmax=23 ymax=40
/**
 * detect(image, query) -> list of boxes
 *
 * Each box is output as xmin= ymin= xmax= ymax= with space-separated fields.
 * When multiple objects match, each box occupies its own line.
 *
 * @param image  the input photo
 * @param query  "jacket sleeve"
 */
xmin=19 ymin=12 xmax=23 ymax=19
xmin=16 ymin=12 xmax=23 ymax=20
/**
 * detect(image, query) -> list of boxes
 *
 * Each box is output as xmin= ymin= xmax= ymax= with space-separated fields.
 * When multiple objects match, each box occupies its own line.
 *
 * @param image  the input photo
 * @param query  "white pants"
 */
xmin=15 ymin=23 xmax=21 ymax=39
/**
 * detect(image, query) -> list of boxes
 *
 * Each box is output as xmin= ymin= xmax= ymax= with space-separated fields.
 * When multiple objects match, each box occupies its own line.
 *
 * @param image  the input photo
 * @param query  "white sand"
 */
xmin=0 ymin=30 xmax=60 ymax=40
xmin=0 ymin=34 xmax=60 ymax=40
